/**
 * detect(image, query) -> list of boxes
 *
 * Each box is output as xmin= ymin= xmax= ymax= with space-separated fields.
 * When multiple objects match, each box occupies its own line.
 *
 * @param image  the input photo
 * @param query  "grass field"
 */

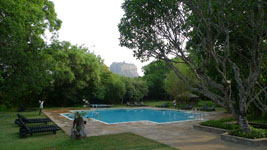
xmin=0 ymin=111 xmax=177 ymax=150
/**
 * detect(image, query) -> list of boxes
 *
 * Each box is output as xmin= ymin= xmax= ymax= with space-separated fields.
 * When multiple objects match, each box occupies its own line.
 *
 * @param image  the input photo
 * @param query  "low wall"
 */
xmin=221 ymin=132 xmax=267 ymax=146
xmin=193 ymin=124 xmax=267 ymax=146
xmin=193 ymin=124 xmax=228 ymax=134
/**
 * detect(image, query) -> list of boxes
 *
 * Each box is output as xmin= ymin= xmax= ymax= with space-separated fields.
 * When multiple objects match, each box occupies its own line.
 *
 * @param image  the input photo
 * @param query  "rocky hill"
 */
xmin=110 ymin=62 xmax=139 ymax=78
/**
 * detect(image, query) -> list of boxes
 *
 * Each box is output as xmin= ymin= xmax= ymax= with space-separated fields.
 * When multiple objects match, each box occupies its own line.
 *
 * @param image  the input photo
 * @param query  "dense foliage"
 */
xmin=142 ymin=60 xmax=170 ymax=100
xmin=22 ymin=40 xmax=148 ymax=107
xmin=164 ymin=60 xmax=195 ymax=101
xmin=0 ymin=0 xmax=148 ymax=108
xmin=0 ymin=0 xmax=265 ymax=130
xmin=229 ymin=127 xmax=267 ymax=139
xmin=123 ymin=77 xmax=148 ymax=103
xmin=0 ymin=0 xmax=61 ymax=107
xmin=119 ymin=0 xmax=266 ymax=132
xmin=42 ymin=41 xmax=102 ymax=106
xmin=200 ymin=118 xmax=239 ymax=130
xmin=201 ymin=118 xmax=267 ymax=139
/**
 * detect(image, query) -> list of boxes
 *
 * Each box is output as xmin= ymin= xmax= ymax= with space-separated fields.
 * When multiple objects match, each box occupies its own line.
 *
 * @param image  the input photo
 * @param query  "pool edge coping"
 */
xmin=60 ymin=107 xmax=207 ymax=125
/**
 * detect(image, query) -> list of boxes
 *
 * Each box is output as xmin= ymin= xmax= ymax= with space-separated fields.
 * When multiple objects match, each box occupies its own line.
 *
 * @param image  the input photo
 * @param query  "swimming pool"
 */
xmin=61 ymin=108 xmax=199 ymax=124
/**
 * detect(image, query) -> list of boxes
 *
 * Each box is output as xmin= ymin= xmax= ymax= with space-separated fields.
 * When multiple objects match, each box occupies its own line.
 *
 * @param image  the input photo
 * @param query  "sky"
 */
xmin=50 ymin=0 xmax=152 ymax=76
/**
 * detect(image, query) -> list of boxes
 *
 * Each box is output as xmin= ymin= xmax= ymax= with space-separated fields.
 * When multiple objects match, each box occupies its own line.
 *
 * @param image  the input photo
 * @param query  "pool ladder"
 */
xmin=192 ymin=108 xmax=204 ymax=120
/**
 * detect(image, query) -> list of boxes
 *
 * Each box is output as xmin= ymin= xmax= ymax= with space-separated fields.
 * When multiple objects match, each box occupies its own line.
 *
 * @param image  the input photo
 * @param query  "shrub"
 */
xmin=201 ymin=118 xmax=267 ymax=139
xmin=196 ymin=100 xmax=221 ymax=107
xmin=229 ymin=127 xmax=267 ymax=139
xmin=200 ymin=118 xmax=239 ymax=130
xmin=247 ymin=115 xmax=267 ymax=124
xmin=0 ymin=104 xmax=7 ymax=111
xmin=218 ymin=118 xmax=236 ymax=123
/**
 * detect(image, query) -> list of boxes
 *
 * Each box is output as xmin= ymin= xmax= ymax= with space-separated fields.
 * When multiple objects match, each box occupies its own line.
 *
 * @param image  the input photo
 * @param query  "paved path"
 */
xmin=44 ymin=108 xmax=266 ymax=150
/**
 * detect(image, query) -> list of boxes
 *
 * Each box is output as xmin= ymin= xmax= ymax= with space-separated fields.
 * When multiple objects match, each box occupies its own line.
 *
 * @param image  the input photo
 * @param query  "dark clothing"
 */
xmin=71 ymin=116 xmax=86 ymax=139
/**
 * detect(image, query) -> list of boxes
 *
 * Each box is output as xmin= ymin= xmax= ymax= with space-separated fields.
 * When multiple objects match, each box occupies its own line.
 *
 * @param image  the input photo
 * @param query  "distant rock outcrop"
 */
xmin=110 ymin=62 xmax=139 ymax=78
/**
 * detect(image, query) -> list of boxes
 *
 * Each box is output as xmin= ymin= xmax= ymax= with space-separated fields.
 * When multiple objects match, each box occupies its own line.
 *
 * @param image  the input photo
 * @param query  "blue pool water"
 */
xmin=62 ymin=108 xmax=197 ymax=124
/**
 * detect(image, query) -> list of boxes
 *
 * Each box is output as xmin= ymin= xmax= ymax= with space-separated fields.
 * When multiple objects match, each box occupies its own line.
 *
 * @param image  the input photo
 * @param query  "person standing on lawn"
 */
xmin=71 ymin=112 xmax=87 ymax=139
xmin=173 ymin=100 xmax=177 ymax=108
xmin=39 ymin=100 xmax=44 ymax=115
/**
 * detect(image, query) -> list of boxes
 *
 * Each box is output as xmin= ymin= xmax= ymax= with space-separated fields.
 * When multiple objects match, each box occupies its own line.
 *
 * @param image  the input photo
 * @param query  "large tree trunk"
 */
xmin=238 ymin=114 xmax=251 ymax=132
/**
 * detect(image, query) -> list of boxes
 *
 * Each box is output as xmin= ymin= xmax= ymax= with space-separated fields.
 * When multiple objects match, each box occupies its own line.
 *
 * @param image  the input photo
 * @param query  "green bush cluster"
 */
xmin=200 ymin=118 xmax=239 ymax=130
xmin=0 ymin=105 xmax=7 ymax=112
xmin=229 ymin=127 xmax=267 ymax=139
xmin=196 ymin=100 xmax=220 ymax=108
xmin=247 ymin=115 xmax=267 ymax=124
xmin=201 ymin=118 xmax=267 ymax=139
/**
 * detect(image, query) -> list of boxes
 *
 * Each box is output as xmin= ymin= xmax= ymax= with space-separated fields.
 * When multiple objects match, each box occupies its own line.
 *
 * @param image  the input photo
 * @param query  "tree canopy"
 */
xmin=43 ymin=41 xmax=102 ymax=106
xmin=0 ymin=0 xmax=61 ymax=106
xmin=0 ymin=0 xmax=149 ymax=108
xmin=123 ymin=77 xmax=148 ymax=103
xmin=164 ymin=60 xmax=195 ymax=102
xmin=142 ymin=60 xmax=170 ymax=99
xmin=119 ymin=0 xmax=267 ymax=132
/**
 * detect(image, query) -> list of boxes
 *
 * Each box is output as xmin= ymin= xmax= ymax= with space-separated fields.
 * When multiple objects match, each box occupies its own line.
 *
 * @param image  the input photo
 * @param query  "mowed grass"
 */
xmin=0 ymin=111 xmax=177 ymax=150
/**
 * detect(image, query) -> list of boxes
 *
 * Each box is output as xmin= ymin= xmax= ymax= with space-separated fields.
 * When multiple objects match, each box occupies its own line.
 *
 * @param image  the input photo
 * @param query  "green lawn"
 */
xmin=0 ymin=111 xmax=177 ymax=150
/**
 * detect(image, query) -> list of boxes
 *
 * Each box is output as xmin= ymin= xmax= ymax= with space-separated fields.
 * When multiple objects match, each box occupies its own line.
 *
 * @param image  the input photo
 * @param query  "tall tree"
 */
xmin=164 ymin=61 xmax=195 ymax=102
xmin=104 ymin=74 xmax=126 ymax=104
xmin=92 ymin=65 xmax=126 ymax=104
xmin=142 ymin=60 xmax=170 ymax=99
xmin=119 ymin=0 xmax=267 ymax=132
xmin=44 ymin=41 xmax=101 ymax=106
xmin=123 ymin=77 xmax=148 ymax=102
xmin=0 ymin=0 xmax=61 ymax=106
